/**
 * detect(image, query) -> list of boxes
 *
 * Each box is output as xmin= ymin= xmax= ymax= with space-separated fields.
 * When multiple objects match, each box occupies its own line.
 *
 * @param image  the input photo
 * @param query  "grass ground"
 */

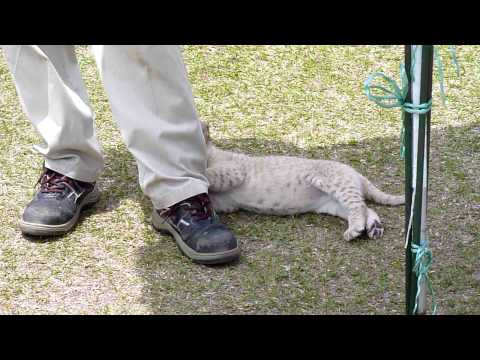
xmin=0 ymin=45 xmax=478 ymax=314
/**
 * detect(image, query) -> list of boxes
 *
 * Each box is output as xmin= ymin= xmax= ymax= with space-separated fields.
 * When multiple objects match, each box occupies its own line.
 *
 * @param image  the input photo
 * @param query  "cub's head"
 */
xmin=200 ymin=120 xmax=211 ymax=144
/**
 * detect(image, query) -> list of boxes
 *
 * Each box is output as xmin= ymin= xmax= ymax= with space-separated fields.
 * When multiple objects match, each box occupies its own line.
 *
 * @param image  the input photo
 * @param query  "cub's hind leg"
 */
xmin=308 ymin=174 xmax=368 ymax=241
xmin=342 ymin=202 xmax=368 ymax=241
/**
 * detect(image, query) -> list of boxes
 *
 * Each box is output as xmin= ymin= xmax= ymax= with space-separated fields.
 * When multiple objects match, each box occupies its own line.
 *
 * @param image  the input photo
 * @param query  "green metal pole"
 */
xmin=411 ymin=50 xmax=427 ymax=315
xmin=405 ymin=45 xmax=434 ymax=315
xmin=404 ymin=45 xmax=414 ymax=314
xmin=418 ymin=46 xmax=434 ymax=315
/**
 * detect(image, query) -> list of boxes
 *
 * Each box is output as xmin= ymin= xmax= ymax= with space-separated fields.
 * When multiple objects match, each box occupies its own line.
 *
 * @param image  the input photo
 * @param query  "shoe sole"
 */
xmin=19 ymin=187 xmax=100 ymax=236
xmin=152 ymin=210 xmax=240 ymax=265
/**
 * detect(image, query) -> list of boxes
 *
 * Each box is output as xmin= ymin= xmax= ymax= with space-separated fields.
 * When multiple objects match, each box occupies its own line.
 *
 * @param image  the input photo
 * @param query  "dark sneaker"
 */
xmin=152 ymin=193 xmax=240 ymax=264
xmin=19 ymin=168 xmax=100 ymax=236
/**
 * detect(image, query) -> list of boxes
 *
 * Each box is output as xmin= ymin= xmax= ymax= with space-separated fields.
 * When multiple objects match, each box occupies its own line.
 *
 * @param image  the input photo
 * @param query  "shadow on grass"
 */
xmin=133 ymin=132 xmax=409 ymax=314
xmin=19 ymin=121 xmax=476 ymax=314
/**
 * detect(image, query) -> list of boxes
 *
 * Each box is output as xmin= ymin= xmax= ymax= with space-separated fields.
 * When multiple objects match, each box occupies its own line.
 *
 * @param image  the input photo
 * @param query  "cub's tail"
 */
xmin=362 ymin=177 xmax=405 ymax=206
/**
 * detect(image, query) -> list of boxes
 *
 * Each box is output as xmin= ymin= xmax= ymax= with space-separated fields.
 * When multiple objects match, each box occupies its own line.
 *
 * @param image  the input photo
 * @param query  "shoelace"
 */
xmin=36 ymin=170 xmax=78 ymax=195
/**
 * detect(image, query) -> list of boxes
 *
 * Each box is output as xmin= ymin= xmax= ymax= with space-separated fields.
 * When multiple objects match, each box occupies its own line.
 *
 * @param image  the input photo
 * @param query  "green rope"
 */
xmin=364 ymin=63 xmax=432 ymax=159
xmin=434 ymin=47 xmax=446 ymax=105
xmin=411 ymin=237 xmax=437 ymax=315
xmin=434 ymin=46 xmax=460 ymax=105
xmin=448 ymin=46 xmax=460 ymax=77
xmin=365 ymin=45 xmax=459 ymax=158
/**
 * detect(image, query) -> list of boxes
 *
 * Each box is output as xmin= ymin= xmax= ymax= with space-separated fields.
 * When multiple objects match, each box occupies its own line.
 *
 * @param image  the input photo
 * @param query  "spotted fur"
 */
xmin=201 ymin=121 xmax=404 ymax=241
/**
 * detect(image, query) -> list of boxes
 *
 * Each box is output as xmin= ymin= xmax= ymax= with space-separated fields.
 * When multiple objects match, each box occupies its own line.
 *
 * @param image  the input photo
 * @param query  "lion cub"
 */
xmin=201 ymin=121 xmax=404 ymax=241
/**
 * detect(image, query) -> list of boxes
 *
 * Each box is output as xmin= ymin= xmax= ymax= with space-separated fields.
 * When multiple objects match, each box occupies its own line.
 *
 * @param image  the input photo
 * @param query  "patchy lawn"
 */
xmin=0 ymin=45 xmax=478 ymax=314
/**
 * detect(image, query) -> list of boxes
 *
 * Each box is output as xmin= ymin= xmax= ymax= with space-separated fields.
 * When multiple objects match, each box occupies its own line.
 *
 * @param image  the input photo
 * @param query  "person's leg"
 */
xmin=3 ymin=45 xmax=104 ymax=235
xmin=92 ymin=45 xmax=207 ymax=208
xmin=3 ymin=45 xmax=104 ymax=181
xmin=93 ymin=45 xmax=239 ymax=264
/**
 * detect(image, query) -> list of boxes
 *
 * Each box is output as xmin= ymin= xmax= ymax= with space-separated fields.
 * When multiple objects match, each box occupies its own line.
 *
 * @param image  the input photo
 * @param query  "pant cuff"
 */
xmin=150 ymin=180 xmax=209 ymax=209
xmin=44 ymin=160 xmax=102 ymax=183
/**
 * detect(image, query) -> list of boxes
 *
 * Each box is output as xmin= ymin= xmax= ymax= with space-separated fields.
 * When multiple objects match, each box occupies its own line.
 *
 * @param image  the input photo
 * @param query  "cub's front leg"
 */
xmin=206 ymin=162 xmax=246 ymax=192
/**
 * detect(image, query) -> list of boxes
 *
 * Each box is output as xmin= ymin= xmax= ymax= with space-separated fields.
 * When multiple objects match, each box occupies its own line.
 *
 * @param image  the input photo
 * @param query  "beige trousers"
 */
xmin=2 ymin=45 xmax=209 ymax=209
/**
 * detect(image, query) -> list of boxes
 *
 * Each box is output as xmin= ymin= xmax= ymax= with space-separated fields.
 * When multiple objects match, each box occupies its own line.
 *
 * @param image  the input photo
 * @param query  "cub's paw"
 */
xmin=367 ymin=220 xmax=384 ymax=240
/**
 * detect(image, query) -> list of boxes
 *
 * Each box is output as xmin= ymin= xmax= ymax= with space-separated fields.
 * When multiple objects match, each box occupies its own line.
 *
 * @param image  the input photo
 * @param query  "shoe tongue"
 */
xmin=44 ymin=169 xmax=65 ymax=180
xmin=176 ymin=202 xmax=201 ymax=217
